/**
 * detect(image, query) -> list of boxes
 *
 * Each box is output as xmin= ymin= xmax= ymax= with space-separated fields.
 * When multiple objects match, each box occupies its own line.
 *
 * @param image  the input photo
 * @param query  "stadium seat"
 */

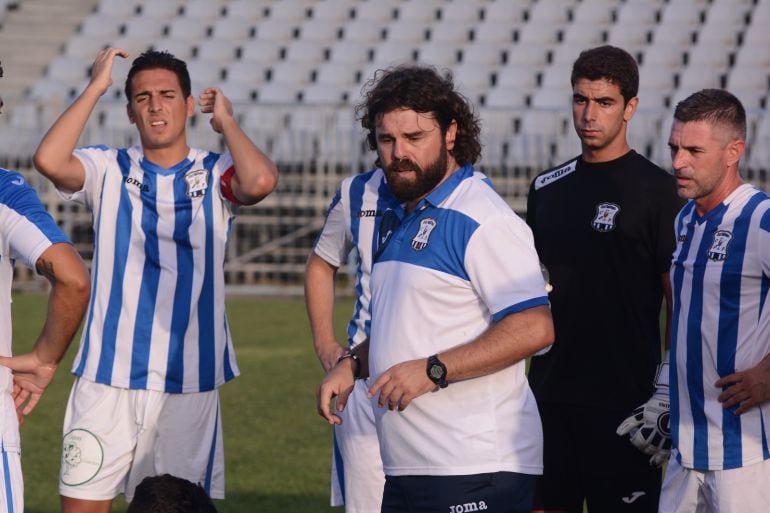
xmin=460 ymin=42 xmax=506 ymax=66
xmin=527 ymin=0 xmax=572 ymax=24
xmin=642 ymin=44 xmax=685 ymax=69
xmin=269 ymin=61 xmax=314 ymax=85
xmin=46 ymin=56 xmax=91 ymax=85
xmin=704 ymin=0 xmax=751 ymax=27
xmin=354 ymin=0 xmax=397 ymax=22
xmin=615 ymin=2 xmax=659 ymax=27
xmin=302 ymin=83 xmax=346 ymax=104
xmin=225 ymin=0 xmax=267 ymax=21
xmin=571 ymin=1 xmax=617 ymax=25
xmin=314 ymin=61 xmax=360 ymax=86
xmin=27 ymin=78 xmax=74 ymax=101
xmin=79 ymin=14 xmax=124 ymax=39
xmin=695 ymin=19 xmax=740 ymax=46
xmin=297 ymin=20 xmax=341 ymax=42
xmin=182 ymin=0 xmax=226 ymax=20
xmin=221 ymin=81 xmax=257 ymax=103
xmin=309 ymin=0 xmax=354 ymax=21
xmin=605 ymin=22 xmax=649 ymax=50
xmin=472 ymin=20 xmax=518 ymax=44
xmin=451 ymin=62 xmax=495 ymax=98
xmin=440 ymin=2 xmax=483 ymax=23
xmin=108 ymin=36 xmax=153 ymax=57
xmin=734 ymin=42 xmax=770 ymax=69
xmin=122 ymin=16 xmax=167 ymax=39
xmin=530 ymin=87 xmax=571 ymax=109
xmin=65 ymin=35 xmax=108 ymax=60
xmin=495 ymin=63 xmax=538 ymax=90
xmin=428 ymin=21 xmax=475 ymax=43
xmin=284 ymin=39 xmax=329 ymax=64
xmin=327 ymin=40 xmax=372 ymax=64
xmin=484 ymin=87 xmax=528 ymax=109
xmin=340 ymin=18 xmax=386 ymax=43
xmin=197 ymin=40 xmax=239 ymax=62
xmin=638 ymin=64 xmax=675 ymax=95
xmin=540 ymin=64 xmax=572 ymax=90
xmin=166 ymin=18 xmax=211 ymax=42
xmin=137 ymin=0 xmax=182 ymax=19
xmin=659 ymin=2 xmax=704 ymax=26
xmin=266 ymin=0 xmax=312 ymax=21
xmin=240 ymin=40 xmax=284 ymax=64
xmin=560 ymin=22 xmax=607 ymax=47
xmin=210 ymin=18 xmax=255 ymax=41
xmin=686 ymin=43 xmax=731 ymax=70
xmin=517 ymin=21 xmax=561 ymax=46
xmin=254 ymin=21 xmax=298 ymax=42
xmin=257 ymin=83 xmax=301 ymax=104
xmin=725 ymin=66 xmax=769 ymax=94
xmin=225 ymin=61 xmax=267 ymax=85
xmin=676 ymin=67 xmax=723 ymax=94
xmin=187 ymin=60 xmax=225 ymax=92
xmin=483 ymin=0 xmax=527 ymax=23
xmin=370 ymin=41 xmax=418 ymax=66
xmin=550 ymin=42 xmax=591 ymax=67
xmin=395 ymin=1 xmax=440 ymax=22
xmin=506 ymin=42 xmax=550 ymax=67
xmin=417 ymin=42 xmax=461 ymax=67
xmin=385 ymin=20 xmax=430 ymax=43
xmin=98 ymin=0 xmax=140 ymax=17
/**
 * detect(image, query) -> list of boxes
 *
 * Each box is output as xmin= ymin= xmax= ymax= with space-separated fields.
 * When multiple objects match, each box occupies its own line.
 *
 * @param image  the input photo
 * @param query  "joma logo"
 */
xmin=449 ymin=501 xmax=487 ymax=512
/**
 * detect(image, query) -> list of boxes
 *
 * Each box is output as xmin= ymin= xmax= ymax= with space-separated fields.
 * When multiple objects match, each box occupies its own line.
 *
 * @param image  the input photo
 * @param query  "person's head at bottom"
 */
xmin=127 ymin=474 xmax=217 ymax=513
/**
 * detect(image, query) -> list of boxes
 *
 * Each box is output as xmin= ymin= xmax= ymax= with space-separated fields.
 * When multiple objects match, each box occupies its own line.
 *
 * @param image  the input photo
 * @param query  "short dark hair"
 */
xmin=127 ymin=474 xmax=217 ymax=513
xmin=673 ymin=88 xmax=747 ymax=140
xmin=125 ymin=50 xmax=191 ymax=101
xmin=571 ymin=45 xmax=639 ymax=104
xmin=356 ymin=65 xmax=482 ymax=168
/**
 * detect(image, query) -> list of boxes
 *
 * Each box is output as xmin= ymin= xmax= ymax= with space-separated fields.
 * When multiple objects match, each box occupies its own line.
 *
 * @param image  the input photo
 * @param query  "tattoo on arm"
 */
xmin=36 ymin=257 xmax=56 ymax=283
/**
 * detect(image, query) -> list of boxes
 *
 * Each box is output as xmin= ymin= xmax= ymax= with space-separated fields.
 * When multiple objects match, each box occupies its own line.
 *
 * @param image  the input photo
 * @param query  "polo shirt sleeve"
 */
xmin=464 ymin=213 xmax=549 ymax=322
xmin=62 ymin=146 xmax=111 ymax=209
xmin=313 ymin=185 xmax=353 ymax=268
xmin=759 ymin=207 xmax=770 ymax=277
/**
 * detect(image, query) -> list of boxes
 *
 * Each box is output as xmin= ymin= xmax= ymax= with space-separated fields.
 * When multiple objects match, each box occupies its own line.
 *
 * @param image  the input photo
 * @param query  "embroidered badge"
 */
xmin=707 ymin=230 xmax=732 ymax=261
xmin=592 ymin=202 xmax=620 ymax=232
xmin=411 ymin=218 xmax=437 ymax=251
xmin=61 ymin=428 xmax=104 ymax=486
xmin=184 ymin=168 xmax=208 ymax=197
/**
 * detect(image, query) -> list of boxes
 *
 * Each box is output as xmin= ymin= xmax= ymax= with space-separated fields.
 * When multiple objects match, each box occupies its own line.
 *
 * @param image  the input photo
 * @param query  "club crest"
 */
xmin=592 ymin=202 xmax=620 ymax=232
xmin=184 ymin=168 xmax=209 ymax=197
xmin=411 ymin=218 xmax=437 ymax=251
xmin=707 ymin=230 xmax=732 ymax=261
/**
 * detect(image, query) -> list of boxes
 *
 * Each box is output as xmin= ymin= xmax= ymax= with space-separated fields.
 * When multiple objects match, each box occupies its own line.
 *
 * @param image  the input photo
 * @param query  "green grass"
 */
xmin=12 ymin=293 xmax=353 ymax=513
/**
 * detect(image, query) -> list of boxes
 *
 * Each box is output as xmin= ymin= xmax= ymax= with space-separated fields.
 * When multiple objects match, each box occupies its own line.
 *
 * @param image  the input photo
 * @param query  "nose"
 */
xmin=148 ymin=94 xmax=161 ymax=112
xmin=582 ymin=101 xmax=597 ymax=122
xmin=671 ymin=149 xmax=686 ymax=171
xmin=393 ymin=138 xmax=407 ymax=161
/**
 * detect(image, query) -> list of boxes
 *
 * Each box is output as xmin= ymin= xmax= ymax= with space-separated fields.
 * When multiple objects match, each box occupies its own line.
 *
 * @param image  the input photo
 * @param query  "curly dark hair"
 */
xmin=571 ymin=45 xmax=639 ymax=104
xmin=125 ymin=50 xmax=191 ymax=101
xmin=674 ymin=89 xmax=746 ymax=140
xmin=356 ymin=65 xmax=482 ymax=168
xmin=127 ymin=474 xmax=217 ymax=513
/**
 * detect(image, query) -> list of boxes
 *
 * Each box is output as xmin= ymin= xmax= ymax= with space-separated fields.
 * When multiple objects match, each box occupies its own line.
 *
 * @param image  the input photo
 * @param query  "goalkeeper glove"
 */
xmin=616 ymin=352 xmax=672 ymax=467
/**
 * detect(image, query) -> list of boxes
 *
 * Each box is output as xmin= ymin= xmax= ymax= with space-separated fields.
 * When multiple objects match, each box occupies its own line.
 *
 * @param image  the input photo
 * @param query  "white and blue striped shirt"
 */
xmin=0 ymin=169 xmax=70 ymax=449
xmin=61 ymin=146 xmax=240 ymax=393
xmin=671 ymin=183 xmax=770 ymax=470
xmin=313 ymin=168 xmax=400 ymax=347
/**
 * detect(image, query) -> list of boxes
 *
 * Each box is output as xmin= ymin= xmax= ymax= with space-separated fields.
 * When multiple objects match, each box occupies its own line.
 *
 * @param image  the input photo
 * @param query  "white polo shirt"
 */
xmin=369 ymin=165 xmax=549 ymax=477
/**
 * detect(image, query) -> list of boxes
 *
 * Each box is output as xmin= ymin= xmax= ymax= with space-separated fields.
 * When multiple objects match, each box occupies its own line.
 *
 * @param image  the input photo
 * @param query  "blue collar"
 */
xmin=416 ymin=164 xmax=474 ymax=210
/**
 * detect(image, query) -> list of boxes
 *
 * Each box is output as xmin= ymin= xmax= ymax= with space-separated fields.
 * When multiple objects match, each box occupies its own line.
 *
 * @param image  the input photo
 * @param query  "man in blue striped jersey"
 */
xmin=660 ymin=89 xmax=770 ymax=513
xmin=306 ymin=167 xmax=399 ymax=513
xmin=0 ymin=60 xmax=90 ymax=513
xmin=318 ymin=65 xmax=555 ymax=513
xmin=32 ymin=48 xmax=278 ymax=512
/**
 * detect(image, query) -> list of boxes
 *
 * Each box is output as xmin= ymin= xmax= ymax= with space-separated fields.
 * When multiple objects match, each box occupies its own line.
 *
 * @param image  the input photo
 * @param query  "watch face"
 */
xmin=429 ymin=364 xmax=444 ymax=380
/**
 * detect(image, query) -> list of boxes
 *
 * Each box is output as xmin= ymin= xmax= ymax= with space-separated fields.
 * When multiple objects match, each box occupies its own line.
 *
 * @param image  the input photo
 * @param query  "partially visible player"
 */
xmin=127 ymin=474 xmax=217 ymax=513
xmin=32 ymin=48 xmax=278 ymax=513
xmin=660 ymin=88 xmax=770 ymax=513
xmin=526 ymin=45 xmax=683 ymax=513
xmin=0 ymin=58 xmax=91 ymax=513
xmin=306 ymin=167 xmax=399 ymax=512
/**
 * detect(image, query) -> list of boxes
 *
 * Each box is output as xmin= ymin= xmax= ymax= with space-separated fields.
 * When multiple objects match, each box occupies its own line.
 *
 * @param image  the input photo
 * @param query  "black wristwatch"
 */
xmin=426 ymin=354 xmax=448 ymax=388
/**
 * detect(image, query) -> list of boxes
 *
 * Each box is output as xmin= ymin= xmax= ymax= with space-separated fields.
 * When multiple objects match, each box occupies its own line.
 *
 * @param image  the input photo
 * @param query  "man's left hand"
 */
xmin=199 ymin=87 xmax=234 ymax=134
xmin=368 ymin=358 xmax=437 ymax=411
xmin=0 ymin=352 xmax=57 ymax=418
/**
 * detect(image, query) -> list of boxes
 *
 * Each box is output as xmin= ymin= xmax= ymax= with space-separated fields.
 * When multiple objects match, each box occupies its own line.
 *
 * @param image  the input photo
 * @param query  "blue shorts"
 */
xmin=381 ymin=472 xmax=535 ymax=513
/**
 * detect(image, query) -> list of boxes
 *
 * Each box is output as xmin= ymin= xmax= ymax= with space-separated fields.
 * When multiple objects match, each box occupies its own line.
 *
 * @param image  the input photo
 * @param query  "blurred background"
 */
xmin=1 ymin=0 xmax=769 ymax=295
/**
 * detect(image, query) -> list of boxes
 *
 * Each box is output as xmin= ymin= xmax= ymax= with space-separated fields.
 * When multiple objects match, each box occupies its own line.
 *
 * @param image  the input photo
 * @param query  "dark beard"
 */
xmin=384 ymin=146 xmax=448 ymax=203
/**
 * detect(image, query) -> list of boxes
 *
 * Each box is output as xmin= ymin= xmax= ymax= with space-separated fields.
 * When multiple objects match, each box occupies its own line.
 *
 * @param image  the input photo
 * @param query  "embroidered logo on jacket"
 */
xmin=592 ymin=202 xmax=620 ymax=232
xmin=184 ymin=168 xmax=208 ymax=197
xmin=707 ymin=230 xmax=732 ymax=261
xmin=411 ymin=218 xmax=437 ymax=251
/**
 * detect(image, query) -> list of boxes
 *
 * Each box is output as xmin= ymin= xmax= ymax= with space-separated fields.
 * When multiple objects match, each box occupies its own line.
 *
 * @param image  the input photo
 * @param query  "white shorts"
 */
xmin=659 ymin=454 xmax=770 ymax=513
xmin=59 ymin=378 xmax=224 ymax=502
xmin=330 ymin=378 xmax=385 ymax=513
xmin=0 ymin=446 xmax=23 ymax=513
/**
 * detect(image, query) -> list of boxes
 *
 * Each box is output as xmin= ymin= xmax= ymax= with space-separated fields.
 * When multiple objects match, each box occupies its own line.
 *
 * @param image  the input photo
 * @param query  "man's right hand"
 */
xmin=316 ymin=357 xmax=356 ymax=425
xmin=89 ymin=47 xmax=129 ymax=96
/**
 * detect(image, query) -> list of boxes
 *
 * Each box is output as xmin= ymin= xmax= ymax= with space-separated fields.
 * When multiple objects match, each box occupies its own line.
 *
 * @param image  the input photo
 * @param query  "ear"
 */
xmin=445 ymin=120 xmax=458 ymax=151
xmin=725 ymin=138 xmax=746 ymax=168
xmin=186 ymin=95 xmax=195 ymax=118
xmin=126 ymin=103 xmax=136 ymax=125
xmin=623 ymin=96 xmax=638 ymax=123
